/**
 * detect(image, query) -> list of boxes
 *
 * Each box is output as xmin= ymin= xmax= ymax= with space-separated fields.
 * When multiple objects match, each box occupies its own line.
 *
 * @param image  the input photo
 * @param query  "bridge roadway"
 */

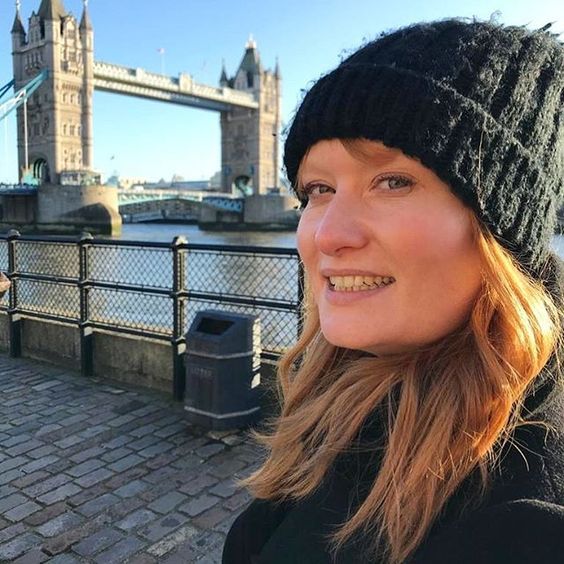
xmin=0 ymin=353 xmax=260 ymax=562
xmin=93 ymin=62 xmax=259 ymax=112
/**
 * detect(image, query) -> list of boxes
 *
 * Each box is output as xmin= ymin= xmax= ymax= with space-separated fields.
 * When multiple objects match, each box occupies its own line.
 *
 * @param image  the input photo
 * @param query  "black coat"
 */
xmin=223 ymin=256 xmax=564 ymax=564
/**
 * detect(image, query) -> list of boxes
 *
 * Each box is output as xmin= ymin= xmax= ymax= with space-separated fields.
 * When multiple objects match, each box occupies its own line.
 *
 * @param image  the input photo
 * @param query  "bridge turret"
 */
xmin=219 ymin=60 xmax=230 ymax=88
xmin=79 ymin=0 xmax=94 ymax=170
xmin=11 ymin=2 xmax=26 ymax=49
xmin=220 ymin=37 xmax=281 ymax=195
xmin=37 ymin=0 xmax=66 ymax=21
xmin=234 ymin=35 xmax=263 ymax=91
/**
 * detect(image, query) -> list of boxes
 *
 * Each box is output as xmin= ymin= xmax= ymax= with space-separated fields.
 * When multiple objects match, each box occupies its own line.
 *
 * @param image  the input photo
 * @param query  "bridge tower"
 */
xmin=220 ymin=37 xmax=281 ymax=195
xmin=11 ymin=0 xmax=94 ymax=183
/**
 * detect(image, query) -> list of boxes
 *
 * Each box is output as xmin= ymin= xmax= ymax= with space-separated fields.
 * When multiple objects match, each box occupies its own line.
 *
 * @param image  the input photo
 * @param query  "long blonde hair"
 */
xmin=244 ymin=184 xmax=561 ymax=563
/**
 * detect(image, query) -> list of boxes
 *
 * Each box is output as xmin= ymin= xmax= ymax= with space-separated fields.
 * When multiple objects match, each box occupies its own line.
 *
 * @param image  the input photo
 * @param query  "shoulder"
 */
xmin=412 ymin=499 xmax=564 ymax=564
xmin=222 ymin=498 xmax=290 ymax=564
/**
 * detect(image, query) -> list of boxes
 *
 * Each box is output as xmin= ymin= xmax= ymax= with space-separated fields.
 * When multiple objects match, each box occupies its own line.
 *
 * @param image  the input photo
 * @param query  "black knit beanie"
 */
xmin=284 ymin=19 xmax=564 ymax=276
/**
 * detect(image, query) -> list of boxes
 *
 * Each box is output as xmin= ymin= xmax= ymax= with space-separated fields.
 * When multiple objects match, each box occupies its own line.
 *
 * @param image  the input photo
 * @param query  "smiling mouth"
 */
xmin=329 ymin=275 xmax=396 ymax=292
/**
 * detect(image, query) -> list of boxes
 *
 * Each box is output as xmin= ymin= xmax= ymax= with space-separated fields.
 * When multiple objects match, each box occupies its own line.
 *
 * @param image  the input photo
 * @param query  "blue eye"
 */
xmin=304 ymin=183 xmax=333 ymax=196
xmin=376 ymin=175 xmax=414 ymax=191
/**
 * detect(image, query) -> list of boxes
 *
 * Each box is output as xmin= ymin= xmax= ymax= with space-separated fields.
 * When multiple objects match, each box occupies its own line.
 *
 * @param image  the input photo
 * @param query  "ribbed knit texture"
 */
xmin=284 ymin=19 xmax=564 ymax=275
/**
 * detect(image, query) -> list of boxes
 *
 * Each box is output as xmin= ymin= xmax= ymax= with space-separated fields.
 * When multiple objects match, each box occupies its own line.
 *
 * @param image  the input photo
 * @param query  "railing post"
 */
xmin=171 ymin=236 xmax=187 ymax=401
xmin=78 ymin=232 xmax=94 ymax=377
xmin=7 ymin=229 xmax=21 ymax=357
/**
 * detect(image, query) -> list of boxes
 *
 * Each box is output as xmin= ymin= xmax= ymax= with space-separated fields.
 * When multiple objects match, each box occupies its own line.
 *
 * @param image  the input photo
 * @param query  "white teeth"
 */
xmin=328 ymin=275 xmax=395 ymax=291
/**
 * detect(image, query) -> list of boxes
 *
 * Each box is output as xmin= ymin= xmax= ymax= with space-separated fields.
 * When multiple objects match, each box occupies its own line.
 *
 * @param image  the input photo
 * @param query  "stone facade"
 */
xmin=11 ymin=0 xmax=94 ymax=184
xmin=220 ymin=37 xmax=281 ymax=195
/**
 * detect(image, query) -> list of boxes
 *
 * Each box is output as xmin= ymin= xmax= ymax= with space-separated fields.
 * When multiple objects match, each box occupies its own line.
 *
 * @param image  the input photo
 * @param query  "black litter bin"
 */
xmin=184 ymin=310 xmax=261 ymax=430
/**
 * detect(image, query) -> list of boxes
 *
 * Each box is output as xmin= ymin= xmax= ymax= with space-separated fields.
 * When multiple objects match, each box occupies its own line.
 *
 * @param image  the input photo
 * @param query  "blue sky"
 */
xmin=1 ymin=0 xmax=563 ymax=184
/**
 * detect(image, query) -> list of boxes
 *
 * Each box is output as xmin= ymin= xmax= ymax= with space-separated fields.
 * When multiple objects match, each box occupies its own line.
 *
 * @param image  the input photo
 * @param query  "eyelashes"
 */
xmin=297 ymin=173 xmax=415 ymax=206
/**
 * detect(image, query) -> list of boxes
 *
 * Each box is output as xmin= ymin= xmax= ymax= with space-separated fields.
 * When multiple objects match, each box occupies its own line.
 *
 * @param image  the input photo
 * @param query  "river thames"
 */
xmin=119 ymin=222 xmax=564 ymax=258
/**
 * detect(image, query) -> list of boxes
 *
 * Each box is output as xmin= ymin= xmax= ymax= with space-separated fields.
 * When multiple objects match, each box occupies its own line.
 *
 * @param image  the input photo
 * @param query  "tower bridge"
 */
xmin=1 ymin=0 xmax=283 ymax=234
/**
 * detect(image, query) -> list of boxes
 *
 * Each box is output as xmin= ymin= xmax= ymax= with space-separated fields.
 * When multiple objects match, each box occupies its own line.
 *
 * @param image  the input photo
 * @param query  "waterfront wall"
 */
xmin=0 ymin=314 xmax=279 ymax=408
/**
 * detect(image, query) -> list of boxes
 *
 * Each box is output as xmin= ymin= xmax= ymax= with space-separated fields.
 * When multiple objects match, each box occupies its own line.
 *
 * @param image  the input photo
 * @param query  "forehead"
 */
xmin=299 ymin=139 xmax=408 ymax=175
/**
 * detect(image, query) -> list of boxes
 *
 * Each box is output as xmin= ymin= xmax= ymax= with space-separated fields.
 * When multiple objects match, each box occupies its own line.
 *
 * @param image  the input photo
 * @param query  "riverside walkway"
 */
xmin=0 ymin=353 xmax=263 ymax=563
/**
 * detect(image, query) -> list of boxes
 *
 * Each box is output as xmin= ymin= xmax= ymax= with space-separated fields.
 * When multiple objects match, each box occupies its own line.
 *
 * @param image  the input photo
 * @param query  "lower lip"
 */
xmin=324 ymin=282 xmax=394 ymax=305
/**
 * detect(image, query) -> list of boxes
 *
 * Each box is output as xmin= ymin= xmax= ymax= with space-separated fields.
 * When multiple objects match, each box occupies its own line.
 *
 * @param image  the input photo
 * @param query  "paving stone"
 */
xmin=113 ymin=479 xmax=150 ymax=499
xmin=75 ymin=467 xmax=114 ymax=488
xmin=128 ymin=435 xmax=161 ymax=451
xmin=76 ymin=493 xmax=120 ymax=517
xmin=66 ymin=483 xmax=107 ymax=508
xmin=4 ymin=500 xmax=42 ymax=522
xmin=0 ymin=434 xmax=31 ymax=448
xmin=195 ymin=443 xmax=226 ymax=459
xmin=49 ymin=554 xmax=81 ymax=564
xmin=209 ymin=478 xmax=239 ymax=498
xmin=0 ymin=455 xmax=30 ymax=474
xmin=108 ymin=453 xmax=144 ymax=472
xmin=93 ymin=536 xmax=146 ymax=564
xmin=208 ymin=458 xmax=247 ymax=480
xmin=126 ymin=553 xmax=158 ymax=564
xmin=107 ymin=414 xmax=136 ymax=428
xmin=0 ymin=492 xmax=29 ymax=513
xmin=101 ymin=446 xmax=133 ymax=463
xmin=47 ymin=555 xmax=82 ymax=564
xmin=145 ymin=452 xmax=180 ymax=470
xmin=23 ymin=473 xmax=71 ymax=497
xmin=18 ymin=455 xmax=60 ymax=474
xmin=0 ymin=523 xmax=26 ymax=544
xmin=170 ymin=453 xmax=202 ymax=471
xmin=104 ymin=466 xmax=148 ymax=489
xmin=36 ymin=511 xmax=84 ymax=538
xmin=36 ymin=483 xmax=82 ymax=505
xmin=190 ymin=530 xmax=225 ymax=556
xmin=192 ymin=505 xmax=231 ymax=530
xmin=154 ymin=423 xmax=186 ymax=439
xmin=69 ymin=446 xmax=106 ymax=464
xmin=24 ymin=502 xmax=68 ymax=527
xmin=116 ymin=509 xmax=159 ymax=531
xmin=0 ymin=532 xmax=42 ymax=561
xmin=67 ymin=458 xmax=104 ymax=478
xmin=73 ymin=527 xmax=124 ymax=557
xmin=0 ymin=468 xmax=26 ymax=486
xmin=101 ymin=435 xmax=131 ymax=449
xmin=178 ymin=474 xmax=219 ymax=496
xmin=146 ymin=523 xmax=199 ymax=558
xmin=6 ymin=439 xmax=44 ymax=457
xmin=26 ymin=445 xmax=57 ymax=459
xmin=35 ymin=423 xmax=63 ymax=437
xmin=178 ymin=494 xmax=220 ymax=517
xmin=53 ymin=435 xmax=83 ymax=449
xmin=0 ymin=354 xmax=264 ymax=562
xmin=12 ymin=547 xmax=50 ymax=563
xmin=130 ymin=423 xmax=159 ymax=438
xmin=137 ymin=512 xmax=189 ymax=542
xmin=148 ymin=491 xmax=188 ymax=514
xmin=79 ymin=425 xmax=111 ymax=439
xmin=139 ymin=441 xmax=174 ymax=458
xmin=144 ymin=467 xmax=183 ymax=487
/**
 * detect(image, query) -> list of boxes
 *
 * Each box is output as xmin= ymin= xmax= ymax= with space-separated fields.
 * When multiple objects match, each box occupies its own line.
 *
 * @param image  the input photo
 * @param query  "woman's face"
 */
xmin=297 ymin=139 xmax=483 ymax=355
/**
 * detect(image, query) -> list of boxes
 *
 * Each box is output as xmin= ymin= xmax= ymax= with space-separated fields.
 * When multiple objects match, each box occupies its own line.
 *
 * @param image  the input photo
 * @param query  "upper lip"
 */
xmin=320 ymin=268 xmax=394 ymax=278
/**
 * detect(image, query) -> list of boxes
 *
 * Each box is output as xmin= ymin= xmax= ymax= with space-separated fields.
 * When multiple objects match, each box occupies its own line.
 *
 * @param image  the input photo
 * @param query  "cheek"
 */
xmin=392 ymin=207 xmax=480 ymax=293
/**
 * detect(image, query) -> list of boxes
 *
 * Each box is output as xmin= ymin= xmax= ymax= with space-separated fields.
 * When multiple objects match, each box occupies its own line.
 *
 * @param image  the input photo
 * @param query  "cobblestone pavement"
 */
xmin=0 ymin=353 xmax=264 ymax=563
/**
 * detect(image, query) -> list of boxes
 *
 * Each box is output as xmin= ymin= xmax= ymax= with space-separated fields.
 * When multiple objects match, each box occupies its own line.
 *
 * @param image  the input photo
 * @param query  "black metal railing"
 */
xmin=0 ymin=230 xmax=303 ymax=400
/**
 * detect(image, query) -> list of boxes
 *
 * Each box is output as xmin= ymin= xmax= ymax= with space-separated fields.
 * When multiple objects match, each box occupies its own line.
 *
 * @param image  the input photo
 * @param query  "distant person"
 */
xmin=223 ymin=18 xmax=564 ymax=563
xmin=0 ymin=272 xmax=10 ymax=299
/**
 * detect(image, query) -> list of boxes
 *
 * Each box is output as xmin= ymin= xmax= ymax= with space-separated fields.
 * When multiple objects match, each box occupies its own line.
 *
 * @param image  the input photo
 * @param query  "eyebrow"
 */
xmin=299 ymin=146 xmax=402 ymax=178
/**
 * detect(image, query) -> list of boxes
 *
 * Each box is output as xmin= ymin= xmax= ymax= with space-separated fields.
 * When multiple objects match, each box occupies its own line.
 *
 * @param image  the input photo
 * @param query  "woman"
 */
xmin=223 ymin=18 xmax=564 ymax=563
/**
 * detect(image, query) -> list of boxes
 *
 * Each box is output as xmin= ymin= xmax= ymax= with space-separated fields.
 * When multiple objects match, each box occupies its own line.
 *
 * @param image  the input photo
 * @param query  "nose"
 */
xmin=314 ymin=194 xmax=370 ymax=256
